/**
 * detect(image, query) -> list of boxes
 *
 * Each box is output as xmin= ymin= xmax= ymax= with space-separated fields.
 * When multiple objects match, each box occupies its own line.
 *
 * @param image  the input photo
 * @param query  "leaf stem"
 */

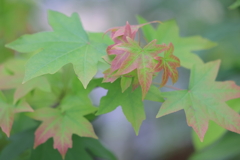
xmin=164 ymin=85 xmax=182 ymax=90
xmin=152 ymin=82 xmax=182 ymax=90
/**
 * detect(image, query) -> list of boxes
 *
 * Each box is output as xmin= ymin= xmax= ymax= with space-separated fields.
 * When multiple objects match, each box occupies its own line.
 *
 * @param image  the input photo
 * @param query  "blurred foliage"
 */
xmin=190 ymin=131 xmax=240 ymax=160
xmin=229 ymin=0 xmax=240 ymax=9
xmin=0 ymin=0 xmax=34 ymax=63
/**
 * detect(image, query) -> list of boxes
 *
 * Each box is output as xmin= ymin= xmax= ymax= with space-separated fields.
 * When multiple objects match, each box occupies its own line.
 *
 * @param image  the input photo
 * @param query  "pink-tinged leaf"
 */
xmin=110 ymin=37 xmax=168 ymax=99
xmin=137 ymin=68 xmax=153 ymax=99
xmin=107 ymin=45 xmax=130 ymax=72
xmin=154 ymin=43 xmax=180 ymax=87
xmin=157 ymin=60 xmax=240 ymax=141
xmin=102 ymin=68 xmax=119 ymax=83
xmin=105 ymin=21 xmax=160 ymax=42
xmin=29 ymin=102 xmax=97 ymax=159
xmin=132 ymin=75 xmax=140 ymax=90
xmin=0 ymin=92 xmax=33 ymax=137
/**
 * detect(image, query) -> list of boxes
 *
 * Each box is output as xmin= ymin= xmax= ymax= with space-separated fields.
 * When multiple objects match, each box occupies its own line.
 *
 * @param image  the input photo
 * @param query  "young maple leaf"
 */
xmin=110 ymin=37 xmax=168 ymax=99
xmin=28 ymin=96 xmax=98 ymax=159
xmin=105 ymin=20 xmax=160 ymax=43
xmin=154 ymin=43 xmax=180 ymax=87
xmin=0 ymin=92 xmax=33 ymax=137
xmin=156 ymin=60 xmax=240 ymax=141
xmin=102 ymin=68 xmax=120 ymax=83
xmin=105 ymin=21 xmax=162 ymax=73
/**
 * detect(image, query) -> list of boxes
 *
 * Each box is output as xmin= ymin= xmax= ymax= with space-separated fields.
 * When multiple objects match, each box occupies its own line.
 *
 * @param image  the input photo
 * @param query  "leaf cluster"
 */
xmin=0 ymin=10 xmax=240 ymax=159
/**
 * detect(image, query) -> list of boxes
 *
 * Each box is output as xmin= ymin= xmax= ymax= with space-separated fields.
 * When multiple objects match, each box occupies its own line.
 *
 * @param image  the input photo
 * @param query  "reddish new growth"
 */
xmin=103 ymin=21 xmax=180 ymax=99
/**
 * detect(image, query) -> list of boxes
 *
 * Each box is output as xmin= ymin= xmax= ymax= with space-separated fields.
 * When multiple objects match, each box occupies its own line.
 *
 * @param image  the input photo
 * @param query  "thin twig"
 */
xmin=152 ymin=82 xmax=182 ymax=90
xmin=164 ymin=85 xmax=182 ymax=90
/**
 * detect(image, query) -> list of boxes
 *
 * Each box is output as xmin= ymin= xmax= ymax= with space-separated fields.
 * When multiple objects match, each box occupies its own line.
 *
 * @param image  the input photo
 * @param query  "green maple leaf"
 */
xmin=137 ymin=16 xmax=217 ymax=68
xmin=156 ymin=60 xmax=240 ymax=141
xmin=96 ymin=79 xmax=164 ymax=134
xmin=5 ymin=10 xmax=109 ymax=88
xmin=0 ymin=91 xmax=33 ymax=137
xmin=28 ymin=94 xmax=98 ymax=159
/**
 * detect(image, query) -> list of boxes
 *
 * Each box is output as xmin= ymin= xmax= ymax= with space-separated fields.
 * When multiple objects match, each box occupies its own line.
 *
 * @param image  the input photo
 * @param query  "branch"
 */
xmin=152 ymin=82 xmax=182 ymax=90
xmin=164 ymin=85 xmax=182 ymax=90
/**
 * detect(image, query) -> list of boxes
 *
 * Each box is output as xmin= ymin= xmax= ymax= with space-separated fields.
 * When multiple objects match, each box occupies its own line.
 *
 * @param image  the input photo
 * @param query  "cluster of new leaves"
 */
xmin=2 ymin=9 xmax=240 ymax=160
xmin=103 ymin=21 xmax=180 ymax=99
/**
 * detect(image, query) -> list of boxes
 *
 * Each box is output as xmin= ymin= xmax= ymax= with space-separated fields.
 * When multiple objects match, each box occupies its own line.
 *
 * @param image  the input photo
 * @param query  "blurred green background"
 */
xmin=0 ymin=0 xmax=240 ymax=160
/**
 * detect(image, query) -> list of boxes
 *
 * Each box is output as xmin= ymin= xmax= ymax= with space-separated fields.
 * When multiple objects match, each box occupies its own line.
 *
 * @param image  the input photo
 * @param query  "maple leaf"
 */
xmin=154 ymin=43 xmax=180 ymax=87
xmin=105 ymin=20 xmax=160 ymax=43
xmin=28 ymin=95 xmax=98 ymax=159
xmin=0 ymin=91 xmax=33 ymax=137
xmin=105 ymin=21 xmax=162 ymax=74
xmin=156 ymin=60 xmax=240 ymax=141
xmin=96 ymin=79 xmax=164 ymax=134
xmin=137 ymin=16 xmax=217 ymax=68
xmin=191 ymin=98 xmax=240 ymax=151
xmin=102 ymin=68 xmax=119 ymax=83
xmin=5 ymin=10 xmax=110 ymax=88
xmin=106 ymin=37 xmax=168 ymax=99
